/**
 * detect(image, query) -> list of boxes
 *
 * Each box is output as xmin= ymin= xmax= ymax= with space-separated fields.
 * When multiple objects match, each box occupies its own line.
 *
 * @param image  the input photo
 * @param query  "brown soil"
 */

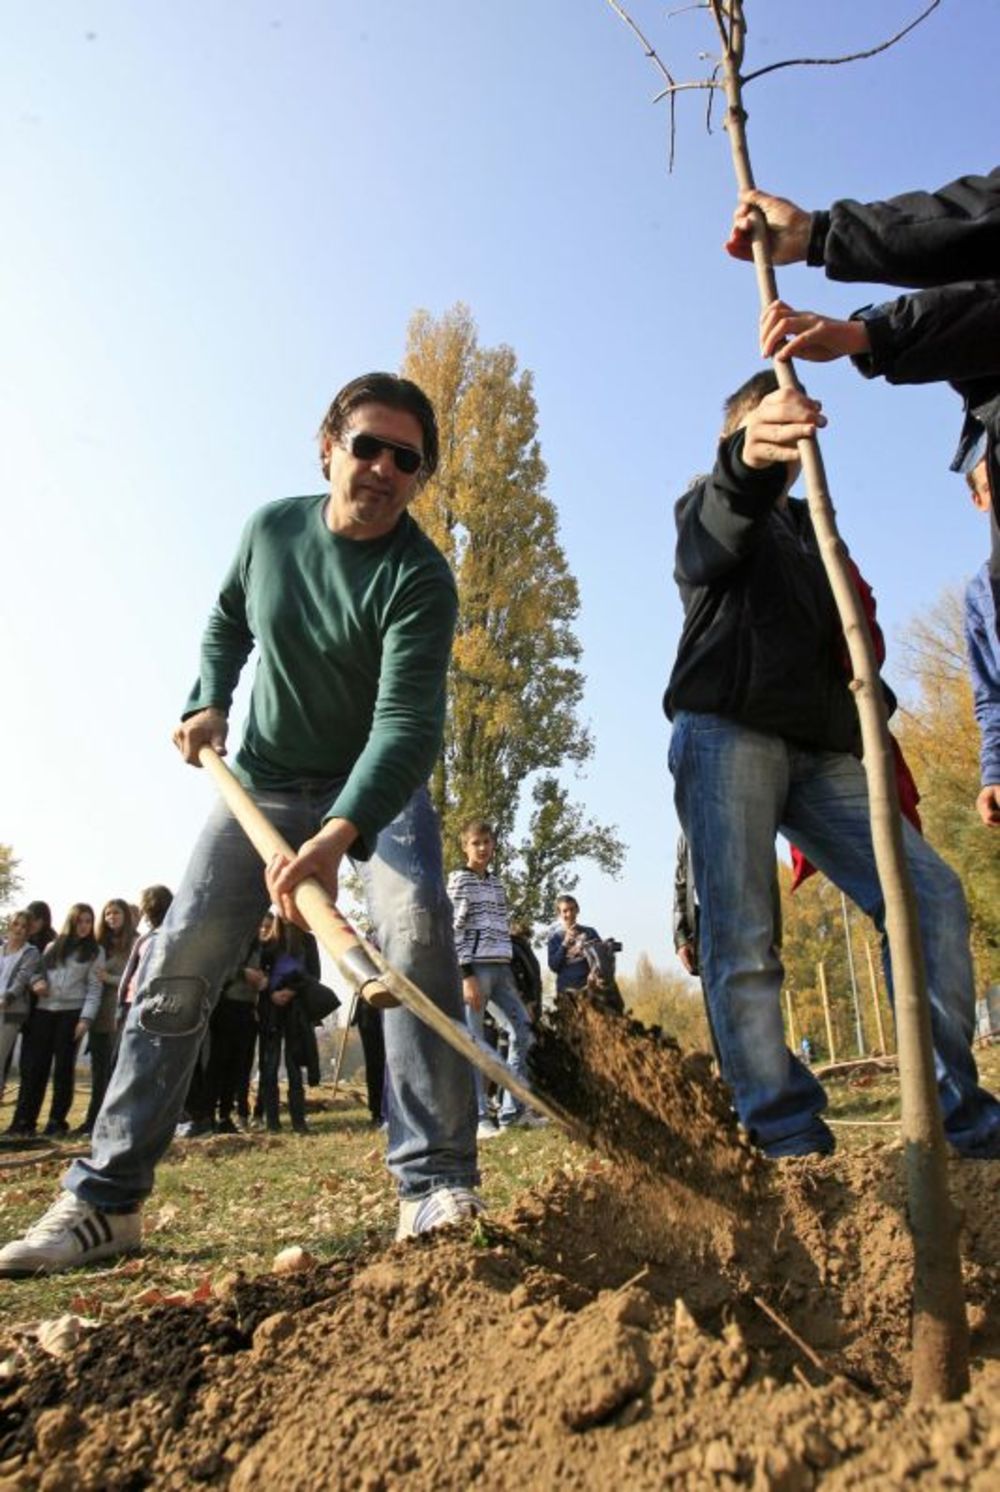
xmin=1 ymin=1001 xmax=997 ymax=1490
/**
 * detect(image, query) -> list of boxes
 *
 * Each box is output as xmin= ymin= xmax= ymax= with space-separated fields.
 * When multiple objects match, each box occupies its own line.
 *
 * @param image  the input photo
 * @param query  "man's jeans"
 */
xmin=463 ymin=962 xmax=534 ymax=1124
xmin=670 ymin=712 xmax=1000 ymax=1157
xmin=66 ymin=781 xmax=477 ymax=1208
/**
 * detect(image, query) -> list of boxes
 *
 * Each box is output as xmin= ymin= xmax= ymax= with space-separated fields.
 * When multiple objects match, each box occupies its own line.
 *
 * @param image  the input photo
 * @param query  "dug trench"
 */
xmin=0 ymin=997 xmax=997 ymax=1489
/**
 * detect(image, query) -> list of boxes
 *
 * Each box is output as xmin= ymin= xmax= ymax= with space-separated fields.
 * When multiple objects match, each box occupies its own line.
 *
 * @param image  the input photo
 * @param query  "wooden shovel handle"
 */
xmin=197 ymin=746 xmax=397 ymax=1007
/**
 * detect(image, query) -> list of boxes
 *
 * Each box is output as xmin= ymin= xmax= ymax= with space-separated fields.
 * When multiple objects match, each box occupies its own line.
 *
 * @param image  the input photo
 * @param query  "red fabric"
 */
xmin=790 ymin=558 xmax=922 ymax=892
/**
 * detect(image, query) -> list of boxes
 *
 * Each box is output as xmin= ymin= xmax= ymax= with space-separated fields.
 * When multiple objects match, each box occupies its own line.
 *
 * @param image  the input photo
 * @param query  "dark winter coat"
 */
xmin=664 ymin=433 xmax=884 ymax=755
xmin=807 ymin=168 xmax=1000 ymax=599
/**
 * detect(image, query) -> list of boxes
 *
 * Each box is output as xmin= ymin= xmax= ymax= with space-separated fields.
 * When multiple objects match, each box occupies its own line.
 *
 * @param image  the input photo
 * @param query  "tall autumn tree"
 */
xmin=403 ymin=304 xmax=624 ymax=924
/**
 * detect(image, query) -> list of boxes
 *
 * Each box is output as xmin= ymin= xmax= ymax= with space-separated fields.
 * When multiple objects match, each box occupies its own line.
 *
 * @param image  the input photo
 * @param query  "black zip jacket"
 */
xmin=807 ymin=168 xmax=1000 ymax=591
xmin=664 ymin=433 xmax=865 ymax=756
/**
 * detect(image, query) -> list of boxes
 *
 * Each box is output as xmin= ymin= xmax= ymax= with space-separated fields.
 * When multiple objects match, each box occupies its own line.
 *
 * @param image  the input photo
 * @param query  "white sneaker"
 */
xmin=476 ymin=1119 xmax=501 ymax=1141
xmin=396 ymin=1186 xmax=486 ymax=1241
xmin=0 ymin=1192 xmax=142 ymax=1277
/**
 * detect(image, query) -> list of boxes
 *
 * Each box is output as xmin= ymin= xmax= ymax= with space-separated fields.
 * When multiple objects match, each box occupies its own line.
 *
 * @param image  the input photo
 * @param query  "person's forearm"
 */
xmin=818 ymin=171 xmax=1000 ymax=288
xmin=855 ymin=284 xmax=1000 ymax=386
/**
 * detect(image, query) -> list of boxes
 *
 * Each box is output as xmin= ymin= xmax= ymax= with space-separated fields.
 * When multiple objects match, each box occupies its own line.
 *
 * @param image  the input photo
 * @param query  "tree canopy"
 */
xmin=403 ymin=304 xmax=624 ymax=925
xmin=0 ymin=844 xmax=21 ymax=912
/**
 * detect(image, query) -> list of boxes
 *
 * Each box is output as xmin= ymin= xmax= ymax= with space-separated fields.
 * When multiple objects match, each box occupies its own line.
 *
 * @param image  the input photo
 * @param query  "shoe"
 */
xmin=291 ymin=1121 xmax=310 ymax=1135
xmin=71 ymin=1124 xmax=92 ymax=1139
xmin=954 ymin=1129 xmax=1000 ymax=1160
xmin=0 ymin=1193 xmax=142 ymax=1277
xmin=476 ymin=1119 xmax=501 ymax=1141
xmin=42 ymin=1120 xmax=69 ymax=1139
xmin=500 ymin=1111 xmax=549 ymax=1131
xmin=175 ymin=1118 xmax=214 ymax=1140
xmin=214 ymin=1118 xmax=239 ymax=1135
xmin=761 ymin=1120 xmax=836 ymax=1159
xmin=4 ymin=1123 xmax=36 ymax=1140
xmin=396 ymin=1186 xmax=486 ymax=1241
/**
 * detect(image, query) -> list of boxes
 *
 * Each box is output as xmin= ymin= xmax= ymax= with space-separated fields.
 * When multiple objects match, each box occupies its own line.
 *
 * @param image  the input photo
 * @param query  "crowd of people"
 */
xmin=0 ymin=891 xmax=348 ymax=1145
xmin=0 ymin=166 xmax=997 ymax=1278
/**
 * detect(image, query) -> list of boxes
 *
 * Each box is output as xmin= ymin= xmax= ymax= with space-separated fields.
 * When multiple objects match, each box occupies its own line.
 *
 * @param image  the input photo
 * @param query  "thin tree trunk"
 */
xmin=784 ymin=988 xmax=798 ymax=1052
xmin=711 ymin=0 xmax=967 ymax=1403
xmin=817 ymin=961 xmax=837 ymax=1066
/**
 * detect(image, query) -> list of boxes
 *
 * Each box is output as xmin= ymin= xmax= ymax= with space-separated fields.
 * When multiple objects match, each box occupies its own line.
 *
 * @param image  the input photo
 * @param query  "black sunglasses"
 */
xmin=345 ymin=431 xmax=423 ymax=476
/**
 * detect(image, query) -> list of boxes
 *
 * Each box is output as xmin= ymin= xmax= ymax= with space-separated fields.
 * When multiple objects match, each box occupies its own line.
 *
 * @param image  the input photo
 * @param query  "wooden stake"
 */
xmin=865 ymin=940 xmax=889 ymax=1055
xmin=817 ymin=960 xmax=837 ymax=1065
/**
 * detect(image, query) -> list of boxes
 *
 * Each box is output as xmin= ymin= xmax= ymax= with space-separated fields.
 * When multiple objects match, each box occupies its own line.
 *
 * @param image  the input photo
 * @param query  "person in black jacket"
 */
xmin=665 ymin=369 xmax=1000 ymax=1160
xmin=726 ymin=168 xmax=1000 ymax=631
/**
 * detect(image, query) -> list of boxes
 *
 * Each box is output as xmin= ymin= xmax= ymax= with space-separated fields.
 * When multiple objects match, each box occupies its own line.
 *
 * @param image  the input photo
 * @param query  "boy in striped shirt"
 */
xmin=448 ymin=820 xmax=540 ymax=1137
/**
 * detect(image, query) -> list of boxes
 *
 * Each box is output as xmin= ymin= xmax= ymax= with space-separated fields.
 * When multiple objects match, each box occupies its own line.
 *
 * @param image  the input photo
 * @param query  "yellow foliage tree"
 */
xmin=402 ymin=305 xmax=624 ymax=923
xmin=894 ymin=587 xmax=999 ymax=985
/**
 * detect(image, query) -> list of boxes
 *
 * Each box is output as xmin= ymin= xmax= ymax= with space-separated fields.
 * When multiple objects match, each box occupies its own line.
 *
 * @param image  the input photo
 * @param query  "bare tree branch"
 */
xmin=651 ymin=79 xmax=721 ymax=102
xmin=742 ymin=0 xmax=942 ymax=85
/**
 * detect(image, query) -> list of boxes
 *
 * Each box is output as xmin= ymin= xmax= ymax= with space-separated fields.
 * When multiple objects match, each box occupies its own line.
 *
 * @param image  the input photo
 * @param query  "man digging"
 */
xmin=0 ymin=372 xmax=482 ymax=1276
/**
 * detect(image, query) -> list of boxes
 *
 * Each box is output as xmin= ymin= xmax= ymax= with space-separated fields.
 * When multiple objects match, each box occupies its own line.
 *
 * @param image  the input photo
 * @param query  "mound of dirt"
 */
xmin=1 ymin=1004 xmax=997 ymax=1489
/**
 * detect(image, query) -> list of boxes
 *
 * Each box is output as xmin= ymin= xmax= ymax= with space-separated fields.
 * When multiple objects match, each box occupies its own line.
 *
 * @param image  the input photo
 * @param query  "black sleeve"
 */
xmin=674 ymin=435 xmax=787 ymax=589
xmin=851 ymin=282 xmax=1000 ymax=386
xmin=812 ymin=169 xmax=1000 ymax=289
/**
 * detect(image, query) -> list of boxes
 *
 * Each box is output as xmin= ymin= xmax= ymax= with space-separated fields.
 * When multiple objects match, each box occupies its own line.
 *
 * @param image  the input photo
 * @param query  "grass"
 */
xmin=1 ymin=1043 xmax=996 ymax=1335
xmin=0 ymin=1084 xmax=580 ymax=1334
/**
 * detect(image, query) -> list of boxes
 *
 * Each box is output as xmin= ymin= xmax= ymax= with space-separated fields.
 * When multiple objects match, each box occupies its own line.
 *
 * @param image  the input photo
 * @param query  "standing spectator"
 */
xmin=205 ymin=933 xmax=264 ymax=1133
xmin=78 ymin=901 xmax=135 ymax=1137
xmin=256 ymin=914 xmax=313 ymax=1135
xmin=3 ymin=900 xmax=56 ymax=1095
xmin=673 ymin=835 xmax=700 ymax=979
xmin=448 ymin=819 xmax=537 ymax=1137
xmin=547 ymin=895 xmax=601 ymax=994
xmin=0 ymin=913 xmax=43 ymax=1102
xmin=509 ymin=925 xmax=543 ymax=1024
xmin=26 ymin=903 xmax=55 ymax=956
xmin=9 ymin=905 xmax=104 ymax=1139
xmin=964 ymin=461 xmax=1000 ymax=827
xmin=117 ymin=886 xmax=173 ymax=1021
xmin=356 ymin=999 xmax=387 ymax=1129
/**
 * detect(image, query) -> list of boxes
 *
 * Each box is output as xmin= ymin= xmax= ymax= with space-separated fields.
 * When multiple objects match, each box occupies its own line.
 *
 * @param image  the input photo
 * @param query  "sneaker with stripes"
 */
xmin=0 ymin=1192 xmax=142 ymax=1277
xmin=396 ymin=1185 xmax=485 ymax=1241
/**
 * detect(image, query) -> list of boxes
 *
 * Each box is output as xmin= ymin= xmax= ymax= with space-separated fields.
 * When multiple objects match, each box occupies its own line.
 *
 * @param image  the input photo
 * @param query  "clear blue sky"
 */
xmin=2 ymin=0 xmax=997 ymax=983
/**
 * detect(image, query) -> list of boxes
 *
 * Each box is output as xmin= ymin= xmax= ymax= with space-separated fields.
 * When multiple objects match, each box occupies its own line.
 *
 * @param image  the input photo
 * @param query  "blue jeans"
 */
xmin=463 ymin=962 xmax=534 ymax=1124
xmin=66 ymin=781 xmax=477 ymax=1208
xmin=670 ymin=712 xmax=1000 ymax=1157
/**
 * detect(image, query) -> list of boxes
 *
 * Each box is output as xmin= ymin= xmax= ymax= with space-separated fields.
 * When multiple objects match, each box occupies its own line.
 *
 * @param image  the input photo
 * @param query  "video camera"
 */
xmin=579 ymin=935 xmax=621 ymax=991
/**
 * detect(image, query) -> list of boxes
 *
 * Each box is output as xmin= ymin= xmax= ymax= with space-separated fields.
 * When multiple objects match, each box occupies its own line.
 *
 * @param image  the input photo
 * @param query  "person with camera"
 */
xmin=547 ymin=896 xmax=624 ymax=1012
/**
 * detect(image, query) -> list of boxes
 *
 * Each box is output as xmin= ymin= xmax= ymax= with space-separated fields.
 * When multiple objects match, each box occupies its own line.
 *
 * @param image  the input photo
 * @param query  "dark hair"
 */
xmin=460 ymin=818 xmax=495 ymax=844
xmin=721 ymin=369 xmax=780 ymax=438
xmin=27 ymin=901 xmax=52 ymax=929
xmin=97 ymin=898 xmax=135 ymax=955
xmin=48 ymin=902 xmax=99 ymax=966
xmin=316 ymin=372 xmax=439 ymax=480
xmin=140 ymin=885 xmax=173 ymax=930
xmin=555 ymin=894 xmax=579 ymax=914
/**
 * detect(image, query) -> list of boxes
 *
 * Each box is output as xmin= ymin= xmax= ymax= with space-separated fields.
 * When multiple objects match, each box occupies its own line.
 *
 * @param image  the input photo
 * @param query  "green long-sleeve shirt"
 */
xmin=184 ymin=495 xmax=457 ymax=858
